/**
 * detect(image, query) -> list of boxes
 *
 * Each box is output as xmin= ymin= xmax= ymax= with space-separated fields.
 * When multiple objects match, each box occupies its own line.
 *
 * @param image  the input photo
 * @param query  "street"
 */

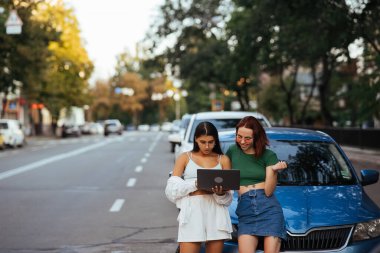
xmin=0 ymin=131 xmax=379 ymax=253
xmin=0 ymin=132 xmax=179 ymax=253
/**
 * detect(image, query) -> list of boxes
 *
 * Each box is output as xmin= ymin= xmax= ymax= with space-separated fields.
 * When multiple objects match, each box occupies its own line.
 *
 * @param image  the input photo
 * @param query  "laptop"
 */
xmin=197 ymin=169 xmax=240 ymax=191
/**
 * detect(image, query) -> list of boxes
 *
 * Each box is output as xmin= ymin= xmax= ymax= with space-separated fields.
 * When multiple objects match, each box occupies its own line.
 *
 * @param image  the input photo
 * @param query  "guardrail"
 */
xmin=286 ymin=126 xmax=380 ymax=150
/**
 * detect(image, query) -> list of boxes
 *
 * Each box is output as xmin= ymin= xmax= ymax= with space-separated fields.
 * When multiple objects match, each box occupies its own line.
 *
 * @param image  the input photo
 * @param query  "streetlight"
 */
xmin=170 ymin=78 xmax=188 ymax=119
xmin=5 ymin=9 xmax=23 ymax=35
xmin=151 ymin=88 xmax=187 ymax=120
xmin=173 ymin=89 xmax=188 ymax=120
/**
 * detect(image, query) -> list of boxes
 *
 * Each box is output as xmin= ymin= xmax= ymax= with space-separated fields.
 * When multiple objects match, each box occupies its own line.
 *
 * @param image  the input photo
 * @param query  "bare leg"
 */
xmin=180 ymin=242 xmax=201 ymax=253
xmin=263 ymin=236 xmax=281 ymax=253
xmin=238 ymin=235 xmax=259 ymax=253
xmin=205 ymin=240 xmax=224 ymax=253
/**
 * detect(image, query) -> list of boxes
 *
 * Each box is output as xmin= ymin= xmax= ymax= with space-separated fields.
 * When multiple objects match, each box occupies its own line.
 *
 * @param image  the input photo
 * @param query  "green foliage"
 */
xmin=37 ymin=1 xmax=93 ymax=119
xmin=0 ymin=1 xmax=56 ymax=97
xmin=0 ymin=0 xmax=93 ymax=121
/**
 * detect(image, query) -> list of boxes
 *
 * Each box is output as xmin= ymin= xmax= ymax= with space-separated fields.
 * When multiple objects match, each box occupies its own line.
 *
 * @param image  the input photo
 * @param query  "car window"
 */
xmin=181 ymin=117 xmax=191 ymax=129
xmin=272 ymin=141 xmax=355 ymax=186
xmin=188 ymin=119 xmax=240 ymax=143
xmin=0 ymin=123 xmax=8 ymax=129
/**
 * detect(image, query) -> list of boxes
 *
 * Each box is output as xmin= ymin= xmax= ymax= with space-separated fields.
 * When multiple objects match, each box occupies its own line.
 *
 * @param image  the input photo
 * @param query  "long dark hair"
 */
xmin=192 ymin=121 xmax=223 ymax=154
xmin=235 ymin=116 xmax=269 ymax=157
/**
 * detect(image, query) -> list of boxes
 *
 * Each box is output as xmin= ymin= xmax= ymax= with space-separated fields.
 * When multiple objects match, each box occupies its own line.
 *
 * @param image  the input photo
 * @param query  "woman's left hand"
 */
xmin=212 ymin=185 xmax=226 ymax=195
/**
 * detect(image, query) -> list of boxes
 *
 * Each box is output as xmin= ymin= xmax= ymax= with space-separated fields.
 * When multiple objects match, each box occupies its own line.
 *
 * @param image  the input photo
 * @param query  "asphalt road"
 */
xmin=0 ymin=132 xmax=179 ymax=253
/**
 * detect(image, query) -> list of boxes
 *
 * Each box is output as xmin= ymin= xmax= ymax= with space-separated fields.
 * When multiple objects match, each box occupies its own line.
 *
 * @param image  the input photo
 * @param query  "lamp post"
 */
xmin=5 ymin=9 xmax=23 ymax=35
xmin=172 ymin=78 xmax=188 ymax=120
xmin=151 ymin=88 xmax=187 ymax=120
xmin=173 ymin=89 xmax=188 ymax=120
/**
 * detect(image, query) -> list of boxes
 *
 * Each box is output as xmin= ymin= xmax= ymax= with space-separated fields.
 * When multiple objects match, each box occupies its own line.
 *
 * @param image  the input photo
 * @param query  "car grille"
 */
xmin=283 ymin=226 xmax=353 ymax=251
xmin=228 ymin=225 xmax=354 ymax=251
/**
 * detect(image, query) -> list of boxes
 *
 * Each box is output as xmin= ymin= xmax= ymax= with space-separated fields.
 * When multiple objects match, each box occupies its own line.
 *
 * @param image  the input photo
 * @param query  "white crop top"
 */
xmin=183 ymin=152 xmax=222 ymax=181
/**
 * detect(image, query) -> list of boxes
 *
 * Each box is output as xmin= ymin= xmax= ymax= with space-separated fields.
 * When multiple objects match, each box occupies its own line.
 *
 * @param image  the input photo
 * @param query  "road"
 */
xmin=0 ymin=132 xmax=179 ymax=253
xmin=0 ymin=131 xmax=379 ymax=253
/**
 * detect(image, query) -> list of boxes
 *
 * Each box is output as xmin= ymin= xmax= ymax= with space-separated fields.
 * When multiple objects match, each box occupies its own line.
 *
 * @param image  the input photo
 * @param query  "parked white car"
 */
xmin=161 ymin=121 xmax=173 ymax=132
xmin=174 ymin=111 xmax=271 ymax=158
xmin=0 ymin=119 xmax=25 ymax=148
xmin=168 ymin=114 xmax=192 ymax=153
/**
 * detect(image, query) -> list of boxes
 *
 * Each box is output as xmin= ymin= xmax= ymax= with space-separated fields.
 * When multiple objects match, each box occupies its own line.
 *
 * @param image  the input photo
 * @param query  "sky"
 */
xmin=64 ymin=0 xmax=164 ymax=84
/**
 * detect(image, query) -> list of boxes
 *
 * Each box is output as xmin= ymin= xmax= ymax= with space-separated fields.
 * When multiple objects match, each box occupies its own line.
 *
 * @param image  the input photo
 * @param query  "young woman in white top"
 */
xmin=165 ymin=121 xmax=233 ymax=253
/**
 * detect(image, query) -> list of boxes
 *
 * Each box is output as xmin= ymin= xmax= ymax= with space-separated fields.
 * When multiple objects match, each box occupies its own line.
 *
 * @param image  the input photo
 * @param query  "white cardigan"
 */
xmin=165 ymin=175 xmax=233 ymax=232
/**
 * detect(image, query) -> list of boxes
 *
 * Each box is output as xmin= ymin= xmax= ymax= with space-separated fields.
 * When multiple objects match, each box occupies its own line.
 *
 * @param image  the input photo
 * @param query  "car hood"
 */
xmin=229 ymin=186 xmax=380 ymax=234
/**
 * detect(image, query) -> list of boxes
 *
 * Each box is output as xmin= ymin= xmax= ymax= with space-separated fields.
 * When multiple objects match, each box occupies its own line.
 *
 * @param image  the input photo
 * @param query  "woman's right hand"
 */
xmin=272 ymin=161 xmax=287 ymax=171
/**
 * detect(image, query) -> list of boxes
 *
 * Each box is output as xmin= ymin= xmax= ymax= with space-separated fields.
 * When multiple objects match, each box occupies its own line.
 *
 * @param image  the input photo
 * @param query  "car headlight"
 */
xmin=352 ymin=219 xmax=380 ymax=241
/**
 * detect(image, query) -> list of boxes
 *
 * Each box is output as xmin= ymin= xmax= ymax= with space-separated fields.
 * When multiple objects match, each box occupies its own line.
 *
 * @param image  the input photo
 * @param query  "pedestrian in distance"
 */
xmin=226 ymin=116 xmax=287 ymax=253
xmin=165 ymin=121 xmax=233 ymax=253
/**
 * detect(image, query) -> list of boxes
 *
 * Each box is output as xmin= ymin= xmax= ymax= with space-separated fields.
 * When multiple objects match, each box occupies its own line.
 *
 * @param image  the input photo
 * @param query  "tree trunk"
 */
xmin=319 ymin=55 xmax=334 ymax=126
xmin=300 ymin=64 xmax=318 ymax=125
xmin=279 ymin=63 xmax=298 ymax=125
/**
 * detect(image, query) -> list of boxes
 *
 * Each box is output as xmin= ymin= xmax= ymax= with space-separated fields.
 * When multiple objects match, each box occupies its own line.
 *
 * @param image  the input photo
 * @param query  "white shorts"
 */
xmin=177 ymin=194 xmax=232 ymax=242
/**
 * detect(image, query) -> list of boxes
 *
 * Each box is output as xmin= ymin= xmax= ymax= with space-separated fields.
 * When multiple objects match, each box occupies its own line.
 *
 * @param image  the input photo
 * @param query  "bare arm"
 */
xmin=264 ymin=161 xmax=287 ymax=196
xmin=172 ymin=153 xmax=189 ymax=177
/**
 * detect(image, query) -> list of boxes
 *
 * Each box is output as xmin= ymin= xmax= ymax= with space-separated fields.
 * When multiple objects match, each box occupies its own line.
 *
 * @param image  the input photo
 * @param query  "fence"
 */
xmin=290 ymin=126 xmax=380 ymax=150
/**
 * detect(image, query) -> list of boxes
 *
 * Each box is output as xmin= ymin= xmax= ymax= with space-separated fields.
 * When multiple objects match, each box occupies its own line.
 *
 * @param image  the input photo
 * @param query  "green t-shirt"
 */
xmin=226 ymin=144 xmax=278 ymax=186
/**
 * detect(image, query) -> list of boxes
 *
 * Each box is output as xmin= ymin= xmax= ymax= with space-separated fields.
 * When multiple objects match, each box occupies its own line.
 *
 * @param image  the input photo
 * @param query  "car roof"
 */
xmin=194 ymin=111 xmax=267 ymax=120
xmin=219 ymin=127 xmax=334 ymax=142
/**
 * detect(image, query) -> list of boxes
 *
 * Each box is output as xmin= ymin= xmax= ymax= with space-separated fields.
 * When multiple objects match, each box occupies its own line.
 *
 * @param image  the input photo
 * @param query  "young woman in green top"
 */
xmin=226 ymin=116 xmax=287 ymax=253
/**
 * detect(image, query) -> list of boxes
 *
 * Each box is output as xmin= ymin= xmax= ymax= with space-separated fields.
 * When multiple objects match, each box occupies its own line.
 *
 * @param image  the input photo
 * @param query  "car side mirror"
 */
xmin=360 ymin=169 xmax=379 ymax=186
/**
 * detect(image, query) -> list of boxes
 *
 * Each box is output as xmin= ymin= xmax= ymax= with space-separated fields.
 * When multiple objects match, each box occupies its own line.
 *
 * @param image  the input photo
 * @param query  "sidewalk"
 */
xmin=342 ymin=146 xmax=380 ymax=166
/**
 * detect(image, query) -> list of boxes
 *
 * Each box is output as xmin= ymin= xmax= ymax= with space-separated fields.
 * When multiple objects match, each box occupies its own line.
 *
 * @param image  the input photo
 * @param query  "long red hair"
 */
xmin=235 ymin=116 xmax=269 ymax=157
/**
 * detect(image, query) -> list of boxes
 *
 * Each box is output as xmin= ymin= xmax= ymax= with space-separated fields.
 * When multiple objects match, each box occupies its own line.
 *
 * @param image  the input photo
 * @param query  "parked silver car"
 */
xmin=104 ymin=119 xmax=123 ymax=136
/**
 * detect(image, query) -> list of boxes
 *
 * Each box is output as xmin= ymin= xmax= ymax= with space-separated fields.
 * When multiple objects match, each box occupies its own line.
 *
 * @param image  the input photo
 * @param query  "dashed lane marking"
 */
xmin=109 ymin=199 xmax=125 ymax=212
xmin=135 ymin=165 xmax=143 ymax=173
xmin=126 ymin=178 xmax=136 ymax=187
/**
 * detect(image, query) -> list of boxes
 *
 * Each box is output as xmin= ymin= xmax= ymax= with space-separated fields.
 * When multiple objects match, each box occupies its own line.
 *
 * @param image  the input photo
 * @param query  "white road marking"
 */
xmin=144 ymin=153 xmax=150 ymax=157
xmin=135 ymin=165 xmax=143 ymax=172
xmin=109 ymin=199 xmax=125 ymax=212
xmin=141 ymin=158 xmax=147 ymax=163
xmin=0 ymin=140 xmax=112 ymax=181
xmin=126 ymin=178 xmax=136 ymax=187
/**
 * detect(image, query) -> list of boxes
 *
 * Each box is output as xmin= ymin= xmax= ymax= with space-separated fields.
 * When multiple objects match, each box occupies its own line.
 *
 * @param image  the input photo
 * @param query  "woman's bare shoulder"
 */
xmin=220 ymin=154 xmax=231 ymax=169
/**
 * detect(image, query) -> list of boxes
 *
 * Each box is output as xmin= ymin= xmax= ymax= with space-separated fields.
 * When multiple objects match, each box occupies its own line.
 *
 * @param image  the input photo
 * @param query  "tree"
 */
xmin=90 ymin=80 xmax=112 ymax=120
xmin=144 ymin=0 xmax=232 ymax=112
xmin=112 ymin=72 xmax=148 ymax=125
xmin=0 ymin=0 xmax=57 ymax=117
xmin=35 ymin=0 xmax=93 ymax=121
xmin=226 ymin=0 xmax=356 ymax=125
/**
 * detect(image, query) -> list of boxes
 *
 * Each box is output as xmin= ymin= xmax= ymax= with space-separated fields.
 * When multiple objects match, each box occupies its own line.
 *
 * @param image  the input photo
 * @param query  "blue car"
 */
xmin=217 ymin=127 xmax=380 ymax=253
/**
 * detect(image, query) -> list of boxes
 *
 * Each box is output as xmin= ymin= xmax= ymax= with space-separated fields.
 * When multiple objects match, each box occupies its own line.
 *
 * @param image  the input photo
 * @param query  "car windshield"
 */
xmin=222 ymin=140 xmax=355 ymax=186
xmin=0 ymin=123 xmax=9 ymax=129
xmin=188 ymin=118 xmax=268 ymax=143
xmin=273 ymin=140 xmax=355 ymax=186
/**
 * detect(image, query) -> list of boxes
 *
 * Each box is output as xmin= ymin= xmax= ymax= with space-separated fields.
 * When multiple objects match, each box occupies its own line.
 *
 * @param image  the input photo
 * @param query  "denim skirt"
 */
xmin=236 ymin=189 xmax=287 ymax=240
